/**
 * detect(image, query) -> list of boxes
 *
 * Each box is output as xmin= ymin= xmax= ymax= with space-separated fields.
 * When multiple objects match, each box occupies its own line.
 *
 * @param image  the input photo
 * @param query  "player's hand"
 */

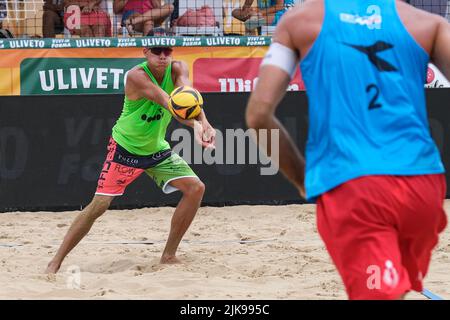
xmin=201 ymin=121 xmax=216 ymax=149
xmin=193 ymin=120 xmax=215 ymax=149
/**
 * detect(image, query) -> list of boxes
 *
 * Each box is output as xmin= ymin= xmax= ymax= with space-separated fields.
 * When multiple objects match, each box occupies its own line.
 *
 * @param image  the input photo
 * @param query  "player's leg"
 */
xmin=396 ymin=174 xmax=447 ymax=293
xmin=92 ymin=23 xmax=106 ymax=37
xmin=45 ymin=195 xmax=114 ymax=274
xmin=46 ymin=137 xmax=144 ymax=274
xmin=161 ymin=177 xmax=205 ymax=263
xmin=80 ymin=24 xmax=93 ymax=37
xmin=316 ymin=176 xmax=413 ymax=300
xmin=145 ymin=152 xmax=204 ymax=264
xmin=42 ymin=10 xmax=60 ymax=38
xmin=232 ymin=7 xmax=252 ymax=21
xmin=151 ymin=4 xmax=175 ymax=27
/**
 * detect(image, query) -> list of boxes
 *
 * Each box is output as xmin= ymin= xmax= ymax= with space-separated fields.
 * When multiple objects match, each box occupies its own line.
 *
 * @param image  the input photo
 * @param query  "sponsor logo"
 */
xmin=117 ymin=38 xmax=137 ymax=47
xmin=193 ymin=58 xmax=304 ymax=92
xmin=246 ymin=37 xmax=267 ymax=46
xmin=8 ymin=39 xmax=46 ymax=49
xmin=205 ymin=37 xmax=241 ymax=46
xmin=20 ymin=58 xmax=143 ymax=95
xmin=141 ymin=109 xmax=164 ymax=123
xmin=51 ymin=39 xmax=72 ymax=48
xmin=75 ymin=38 xmax=111 ymax=48
xmin=383 ymin=260 xmax=399 ymax=288
xmin=114 ymin=164 xmax=137 ymax=176
xmin=427 ymin=67 xmax=435 ymax=84
xmin=366 ymin=260 xmax=399 ymax=290
xmin=426 ymin=64 xmax=450 ymax=88
xmin=116 ymin=154 xmax=139 ymax=166
xmin=182 ymin=37 xmax=202 ymax=47
xmin=116 ymin=179 xmax=126 ymax=185
xmin=340 ymin=5 xmax=382 ymax=30
xmin=343 ymin=41 xmax=397 ymax=72
xmin=141 ymin=37 xmax=177 ymax=47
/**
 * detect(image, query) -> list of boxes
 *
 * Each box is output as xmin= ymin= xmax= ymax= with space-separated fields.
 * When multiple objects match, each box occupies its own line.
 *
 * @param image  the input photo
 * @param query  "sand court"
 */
xmin=0 ymin=202 xmax=449 ymax=299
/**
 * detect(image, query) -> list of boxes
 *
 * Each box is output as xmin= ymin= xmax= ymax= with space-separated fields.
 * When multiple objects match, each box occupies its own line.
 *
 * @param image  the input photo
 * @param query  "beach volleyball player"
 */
xmin=46 ymin=44 xmax=216 ymax=274
xmin=246 ymin=0 xmax=450 ymax=299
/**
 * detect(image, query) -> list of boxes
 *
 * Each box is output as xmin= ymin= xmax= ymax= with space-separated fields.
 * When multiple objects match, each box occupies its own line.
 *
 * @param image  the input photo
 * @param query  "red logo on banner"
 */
xmin=193 ymin=58 xmax=305 ymax=92
xmin=426 ymin=67 xmax=435 ymax=84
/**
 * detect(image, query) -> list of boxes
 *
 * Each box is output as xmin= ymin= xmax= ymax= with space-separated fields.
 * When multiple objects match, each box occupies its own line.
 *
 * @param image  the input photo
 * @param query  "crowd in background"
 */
xmin=0 ymin=0 xmax=300 ymax=38
xmin=0 ymin=0 xmax=449 ymax=39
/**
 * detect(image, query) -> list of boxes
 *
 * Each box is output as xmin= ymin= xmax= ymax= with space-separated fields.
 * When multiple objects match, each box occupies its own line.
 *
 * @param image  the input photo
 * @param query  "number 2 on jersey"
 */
xmin=366 ymin=84 xmax=382 ymax=110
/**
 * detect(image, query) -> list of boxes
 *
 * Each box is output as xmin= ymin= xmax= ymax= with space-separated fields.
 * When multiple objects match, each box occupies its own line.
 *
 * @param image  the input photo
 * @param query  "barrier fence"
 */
xmin=0 ymin=0 xmax=448 ymax=39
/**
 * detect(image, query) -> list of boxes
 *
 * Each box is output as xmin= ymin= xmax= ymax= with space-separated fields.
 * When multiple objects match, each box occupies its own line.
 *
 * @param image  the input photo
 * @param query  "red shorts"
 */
xmin=317 ymin=174 xmax=447 ymax=300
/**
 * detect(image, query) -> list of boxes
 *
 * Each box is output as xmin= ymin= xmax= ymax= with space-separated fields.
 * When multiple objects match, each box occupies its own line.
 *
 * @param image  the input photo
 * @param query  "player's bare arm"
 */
xmin=431 ymin=16 xmax=450 ymax=80
xmin=395 ymin=1 xmax=449 ymax=79
xmin=125 ymin=67 xmax=171 ymax=108
xmin=172 ymin=60 xmax=216 ymax=149
xmin=246 ymin=9 xmax=306 ymax=197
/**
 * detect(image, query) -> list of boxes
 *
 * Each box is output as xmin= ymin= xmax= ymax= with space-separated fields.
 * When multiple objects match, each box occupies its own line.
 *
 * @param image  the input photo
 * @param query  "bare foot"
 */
xmin=45 ymin=261 xmax=61 ymax=274
xmin=160 ymin=255 xmax=182 ymax=264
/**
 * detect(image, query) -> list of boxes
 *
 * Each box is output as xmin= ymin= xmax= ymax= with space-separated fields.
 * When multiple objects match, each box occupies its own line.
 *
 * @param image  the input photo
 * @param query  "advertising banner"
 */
xmin=193 ymin=58 xmax=304 ymax=92
xmin=0 ymin=38 xmax=448 ymax=96
xmin=1 ymin=46 xmax=273 ymax=96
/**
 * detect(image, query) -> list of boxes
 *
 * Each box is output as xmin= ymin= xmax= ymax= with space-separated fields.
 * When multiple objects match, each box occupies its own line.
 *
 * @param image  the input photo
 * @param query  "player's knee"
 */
xmin=184 ymin=180 xmax=205 ymax=199
xmin=89 ymin=197 xmax=112 ymax=218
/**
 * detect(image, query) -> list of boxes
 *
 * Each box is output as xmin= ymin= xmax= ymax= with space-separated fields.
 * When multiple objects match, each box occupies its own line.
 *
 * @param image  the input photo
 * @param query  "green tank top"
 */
xmin=112 ymin=62 xmax=174 ymax=155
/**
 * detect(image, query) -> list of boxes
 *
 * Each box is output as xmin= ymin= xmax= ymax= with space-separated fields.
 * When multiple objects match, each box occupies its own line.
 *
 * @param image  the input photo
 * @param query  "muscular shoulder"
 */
xmin=171 ymin=60 xmax=189 ymax=76
xmin=171 ymin=60 xmax=190 ymax=85
xmin=396 ymin=0 xmax=444 ymax=54
xmin=397 ymin=0 xmax=442 ymax=29
xmin=273 ymin=0 xmax=324 ymax=57
xmin=124 ymin=66 xmax=153 ymax=97
xmin=127 ymin=66 xmax=149 ymax=84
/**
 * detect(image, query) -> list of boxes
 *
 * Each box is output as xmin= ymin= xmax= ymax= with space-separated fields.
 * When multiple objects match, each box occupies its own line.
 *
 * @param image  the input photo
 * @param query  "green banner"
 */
xmin=20 ymin=58 xmax=144 ymax=95
xmin=1 ymin=36 xmax=271 ymax=50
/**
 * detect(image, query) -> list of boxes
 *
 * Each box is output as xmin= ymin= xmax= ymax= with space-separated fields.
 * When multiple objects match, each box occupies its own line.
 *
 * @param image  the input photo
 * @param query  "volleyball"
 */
xmin=168 ymin=86 xmax=203 ymax=120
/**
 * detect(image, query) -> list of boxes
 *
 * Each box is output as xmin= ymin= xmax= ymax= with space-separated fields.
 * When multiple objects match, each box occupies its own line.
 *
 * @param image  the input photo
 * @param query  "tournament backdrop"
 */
xmin=0 ymin=90 xmax=449 ymax=212
xmin=1 ymin=36 xmax=448 ymax=96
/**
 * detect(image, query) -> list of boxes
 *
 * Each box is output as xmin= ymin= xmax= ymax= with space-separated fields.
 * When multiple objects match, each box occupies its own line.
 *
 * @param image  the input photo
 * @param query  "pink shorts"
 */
xmin=95 ymin=137 xmax=173 ymax=196
xmin=317 ymin=174 xmax=447 ymax=300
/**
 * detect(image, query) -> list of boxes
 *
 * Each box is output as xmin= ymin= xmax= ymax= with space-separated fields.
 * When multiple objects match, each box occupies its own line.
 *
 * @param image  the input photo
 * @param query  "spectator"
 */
xmin=43 ymin=0 xmax=65 ymax=38
xmin=0 ymin=0 xmax=13 ymax=38
xmin=64 ymin=0 xmax=111 ymax=37
xmin=0 ymin=22 xmax=14 ymax=38
xmin=113 ymin=0 xmax=174 ymax=36
xmin=0 ymin=0 xmax=6 ymax=23
xmin=232 ymin=0 xmax=295 ymax=32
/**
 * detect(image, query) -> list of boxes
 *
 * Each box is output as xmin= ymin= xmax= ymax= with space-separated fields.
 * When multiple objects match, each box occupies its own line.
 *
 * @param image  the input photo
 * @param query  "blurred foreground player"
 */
xmin=246 ymin=0 xmax=450 ymax=299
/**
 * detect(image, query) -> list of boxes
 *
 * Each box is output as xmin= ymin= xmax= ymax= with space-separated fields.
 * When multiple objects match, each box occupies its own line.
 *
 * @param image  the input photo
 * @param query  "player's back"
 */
xmin=296 ymin=0 xmax=445 ymax=200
